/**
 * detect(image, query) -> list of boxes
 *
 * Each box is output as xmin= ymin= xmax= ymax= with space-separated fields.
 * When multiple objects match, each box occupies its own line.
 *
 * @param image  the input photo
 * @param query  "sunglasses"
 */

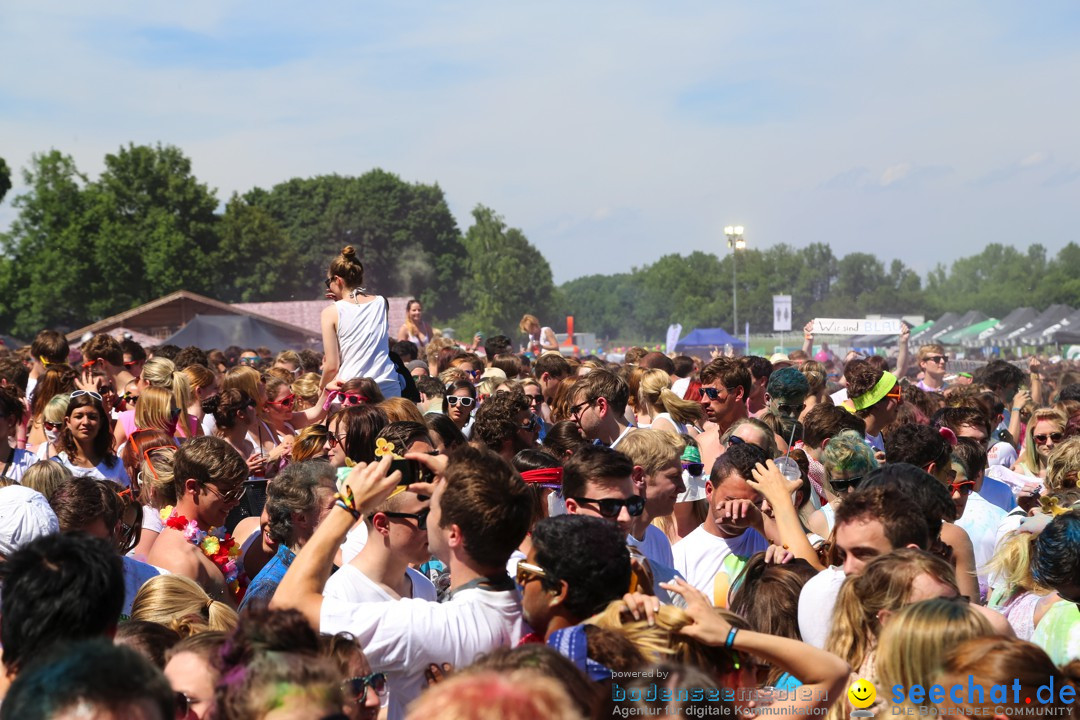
xmin=515 ymin=560 xmax=551 ymax=586
xmin=341 ymin=673 xmax=387 ymax=702
xmin=569 ymin=495 xmax=645 ymax=518
xmin=446 ymin=395 xmax=475 ymax=408
xmin=205 ymin=482 xmax=247 ymax=504
xmin=948 ymin=480 xmax=976 ymax=496
xmin=383 ymin=508 xmax=430 ymax=531
xmin=701 ymin=386 xmax=736 ymax=400
xmin=776 ymin=402 xmax=805 ymax=416
xmin=1034 ymin=432 xmax=1063 ymax=445
xmin=174 ymin=691 xmax=195 ymax=719
xmin=43 ymin=420 xmax=61 ymax=432
xmin=81 ymin=359 xmax=98 ymax=370
xmin=70 ymin=389 xmax=103 ymax=401
xmin=830 ymin=475 xmax=863 ymax=493
xmin=327 ymin=433 xmax=348 ymax=449
xmin=884 ymin=386 xmax=903 ymax=403
xmin=120 ymin=393 xmax=138 ymax=405
xmin=334 ymin=392 xmax=369 ymax=406
xmin=170 ymin=406 xmax=183 ymax=420
xmin=267 ymin=394 xmax=296 ymax=409
xmin=569 ymin=398 xmax=594 ymax=418
xmin=324 ymin=277 xmax=334 ymax=290
xmin=239 ymin=357 xmax=260 ymax=366
xmin=123 ymin=360 xmax=140 ymax=368
xmin=682 ymin=462 xmax=705 ymax=476
xmin=526 ymin=394 xmax=544 ymax=406
xmin=924 ymin=355 xmax=949 ymax=364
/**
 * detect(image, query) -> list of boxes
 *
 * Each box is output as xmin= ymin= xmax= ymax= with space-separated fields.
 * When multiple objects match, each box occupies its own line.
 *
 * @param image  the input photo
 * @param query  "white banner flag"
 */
xmin=666 ymin=323 xmax=682 ymax=353
xmin=773 ymin=296 xmax=792 ymax=332
xmin=812 ymin=318 xmax=904 ymax=335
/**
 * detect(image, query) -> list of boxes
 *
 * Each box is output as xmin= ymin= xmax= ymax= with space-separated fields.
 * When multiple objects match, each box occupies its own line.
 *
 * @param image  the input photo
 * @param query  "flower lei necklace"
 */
xmin=160 ymin=506 xmax=248 ymax=603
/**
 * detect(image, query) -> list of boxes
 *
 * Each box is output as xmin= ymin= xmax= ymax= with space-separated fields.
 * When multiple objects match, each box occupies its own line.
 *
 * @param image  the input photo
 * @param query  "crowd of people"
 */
xmin=0 ymin=245 xmax=1077 ymax=719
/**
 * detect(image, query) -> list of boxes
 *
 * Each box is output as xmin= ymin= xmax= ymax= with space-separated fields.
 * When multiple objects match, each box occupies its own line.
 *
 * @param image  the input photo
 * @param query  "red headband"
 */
xmin=520 ymin=468 xmax=563 ymax=485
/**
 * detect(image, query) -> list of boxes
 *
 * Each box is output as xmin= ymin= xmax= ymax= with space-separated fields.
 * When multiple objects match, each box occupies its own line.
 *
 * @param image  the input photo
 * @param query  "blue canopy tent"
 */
xmin=675 ymin=328 xmax=747 ymax=358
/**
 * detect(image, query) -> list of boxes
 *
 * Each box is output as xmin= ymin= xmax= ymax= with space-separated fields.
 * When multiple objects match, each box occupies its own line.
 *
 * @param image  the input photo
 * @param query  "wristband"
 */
xmin=334 ymin=500 xmax=361 ymax=520
xmin=724 ymin=627 xmax=738 ymax=649
xmin=334 ymin=489 xmax=357 ymax=511
xmin=1011 ymin=408 xmax=1022 ymax=413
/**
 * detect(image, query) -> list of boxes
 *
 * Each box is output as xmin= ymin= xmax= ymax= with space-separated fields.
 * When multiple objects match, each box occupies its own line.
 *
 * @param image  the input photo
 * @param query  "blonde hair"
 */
xmin=291 ymin=424 xmax=329 ymax=463
xmin=378 ymin=396 xmax=425 ymax=425
xmin=43 ymin=393 xmax=72 ymax=425
xmin=130 ymin=575 xmax=238 ymax=638
xmin=141 ymin=357 xmax=193 ymax=420
xmin=917 ymin=344 xmax=946 ymax=363
xmin=982 ymin=531 xmax=1050 ymax=601
xmin=134 ymin=386 xmax=176 ymax=434
xmin=138 ymin=445 xmax=177 ymax=508
xmin=519 ymin=314 xmax=540 ymax=334
xmin=21 ymin=460 xmax=73 ymax=502
xmin=588 ymin=600 xmax=747 ymax=672
xmin=1045 ymin=436 xmax=1080 ymax=492
xmin=403 ymin=299 xmax=424 ymax=340
xmin=292 ymin=372 xmax=321 ymax=411
xmin=617 ymin=428 xmax=684 ymax=476
xmin=1019 ymin=408 xmax=1066 ymax=474
xmin=800 ymin=360 xmax=827 ymax=396
xmin=876 ymin=599 xmax=993 ymax=711
xmin=405 ymin=669 xmax=584 ymax=720
xmin=223 ymin=365 xmax=264 ymax=413
xmin=826 ymin=549 xmax=958 ymax=672
xmin=273 ymin=350 xmax=301 ymax=371
xmin=182 ymin=364 xmax=216 ymax=394
xmin=637 ymin=369 xmax=704 ymax=427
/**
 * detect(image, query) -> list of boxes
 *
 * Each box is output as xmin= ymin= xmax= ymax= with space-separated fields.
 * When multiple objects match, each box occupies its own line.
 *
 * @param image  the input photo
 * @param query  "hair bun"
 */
xmin=341 ymin=245 xmax=357 ymax=260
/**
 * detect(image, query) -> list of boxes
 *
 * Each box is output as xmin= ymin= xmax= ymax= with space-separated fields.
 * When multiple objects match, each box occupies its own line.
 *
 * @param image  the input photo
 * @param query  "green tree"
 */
xmin=211 ymin=195 xmax=304 ymax=302
xmin=0 ymin=151 xmax=97 ymax=335
xmin=247 ymin=170 xmax=465 ymax=317
xmin=456 ymin=205 xmax=558 ymax=337
xmin=0 ymin=158 xmax=11 ymax=204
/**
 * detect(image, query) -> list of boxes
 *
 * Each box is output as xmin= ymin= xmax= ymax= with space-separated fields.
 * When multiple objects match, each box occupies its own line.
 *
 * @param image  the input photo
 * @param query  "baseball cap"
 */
xmin=0 ymin=485 xmax=60 ymax=558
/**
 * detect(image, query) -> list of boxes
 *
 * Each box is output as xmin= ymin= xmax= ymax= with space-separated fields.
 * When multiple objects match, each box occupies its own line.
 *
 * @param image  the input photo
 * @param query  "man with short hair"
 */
xmin=146 ymin=436 xmax=249 ymax=604
xmin=563 ymin=445 xmax=641 ymax=536
xmin=0 ymin=533 xmax=125 ymax=679
xmin=739 ymin=355 xmax=773 ymax=415
xmin=484 ymin=335 xmax=513 ymax=361
xmin=48 ymin=476 xmax=162 ymax=617
xmin=916 ymin=343 xmax=949 ymax=393
xmin=518 ymin=515 xmax=631 ymax=640
xmin=393 ymin=340 xmax=419 ymax=364
xmin=797 ymin=486 xmax=929 ymax=648
xmin=672 ymin=442 xmax=770 ymax=607
xmin=638 ymin=351 xmax=675 ymax=376
xmin=273 ymin=446 xmax=533 ymax=720
xmin=415 ymin=376 xmax=446 ymax=414
xmin=81 ymin=333 xmax=136 ymax=392
xmin=568 ymin=368 xmax=632 ymax=448
xmin=471 ymin=389 xmax=537 ymax=460
xmin=533 ymin=352 xmax=570 ymax=409
xmin=616 ymin=429 xmax=685 ymax=568
xmin=762 ymin=366 xmax=810 ymax=422
xmin=325 ymin=424 xmax=438 ymax=604
xmin=240 ymin=461 xmax=338 ymax=610
xmin=697 ymin=357 xmax=752 ymax=470
xmin=120 ymin=338 xmax=147 ymax=379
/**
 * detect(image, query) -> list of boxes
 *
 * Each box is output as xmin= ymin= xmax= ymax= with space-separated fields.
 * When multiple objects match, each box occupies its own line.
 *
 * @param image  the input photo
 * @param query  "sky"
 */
xmin=2 ymin=1 xmax=1079 ymax=285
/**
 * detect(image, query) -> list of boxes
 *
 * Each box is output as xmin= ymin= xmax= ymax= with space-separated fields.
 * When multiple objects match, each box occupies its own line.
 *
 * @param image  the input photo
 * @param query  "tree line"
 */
xmin=1 ymin=145 xmax=1078 ymax=342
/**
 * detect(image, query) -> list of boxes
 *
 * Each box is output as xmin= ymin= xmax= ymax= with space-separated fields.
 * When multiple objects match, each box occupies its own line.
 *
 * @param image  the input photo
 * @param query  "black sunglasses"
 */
xmin=830 ymin=475 xmax=863 ymax=493
xmin=383 ymin=508 xmax=430 ymax=531
xmin=569 ymin=495 xmax=645 ymax=518
xmin=682 ymin=462 xmax=705 ymax=476
xmin=324 ymin=277 xmax=333 ymax=289
xmin=341 ymin=672 xmax=388 ymax=701
xmin=701 ymin=386 xmax=736 ymax=400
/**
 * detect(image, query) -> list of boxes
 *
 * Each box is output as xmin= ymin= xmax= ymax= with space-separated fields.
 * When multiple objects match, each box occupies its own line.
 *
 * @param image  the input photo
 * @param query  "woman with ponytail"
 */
xmin=635 ymin=368 xmax=703 ymax=436
xmin=320 ymin=246 xmax=401 ymax=399
xmin=131 ymin=574 xmax=238 ymax=638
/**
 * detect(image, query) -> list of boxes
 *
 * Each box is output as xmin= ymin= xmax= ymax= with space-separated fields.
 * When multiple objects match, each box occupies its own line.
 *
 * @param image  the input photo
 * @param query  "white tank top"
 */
xmin=335 ymin=297 xmax=400 ymax=398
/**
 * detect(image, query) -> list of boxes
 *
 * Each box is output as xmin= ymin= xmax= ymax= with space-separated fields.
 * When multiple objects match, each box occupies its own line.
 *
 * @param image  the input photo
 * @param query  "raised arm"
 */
xmin=748 ymin=460 xmax=825 ymax=570
xmin=271 ymin=456 xmax=401 ymax=628
xmin=802 ymin=321 xmax=814 ymax=357
xmin=895 ymin=322 xmax=910 ymax=378
xmin=320 ymin=305 xmax=340 ymax=390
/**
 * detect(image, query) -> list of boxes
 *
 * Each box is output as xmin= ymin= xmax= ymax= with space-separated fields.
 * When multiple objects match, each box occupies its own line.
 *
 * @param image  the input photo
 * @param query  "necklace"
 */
xmin=160 ymin=506 xmax=248 ymax=602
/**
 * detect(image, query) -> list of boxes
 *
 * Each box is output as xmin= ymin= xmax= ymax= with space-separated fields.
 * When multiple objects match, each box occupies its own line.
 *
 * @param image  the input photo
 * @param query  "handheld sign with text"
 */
xmin=812 ymin=318 xmax=903 ymax=336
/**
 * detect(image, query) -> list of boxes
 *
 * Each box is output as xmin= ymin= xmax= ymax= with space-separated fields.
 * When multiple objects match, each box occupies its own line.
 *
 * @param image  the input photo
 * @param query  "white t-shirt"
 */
xmin=320 ymin=586 xmax=528 ymax=720
xmin=628 ymin=525 xmax=674 ymax=569
xmin=339 ymin=522 xmax=369 ymax=565
xmin=1 ymin=448 xmax=38 ymax=483
xmin=56 ymin=453 xmax=130 ymax=487
xmin=797 ymin=566 xmax=846 ymax=649
xmin=956 ymin=491 xmax=1008 ymax=601
xmin=671 ymin=524 xmax=769 ymax=606
xmin=324 ymin=563 xmax=437 ymax=603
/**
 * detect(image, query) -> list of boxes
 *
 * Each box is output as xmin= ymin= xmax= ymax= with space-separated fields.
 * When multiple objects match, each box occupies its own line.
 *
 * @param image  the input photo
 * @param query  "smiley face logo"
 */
xmin=847 ymin=679 xmax=876 ymax=709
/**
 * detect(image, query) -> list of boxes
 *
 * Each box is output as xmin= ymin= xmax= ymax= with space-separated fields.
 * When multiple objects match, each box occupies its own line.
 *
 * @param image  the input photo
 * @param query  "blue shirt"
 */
xmin=239 ymin=544 xmax=295 ymax=612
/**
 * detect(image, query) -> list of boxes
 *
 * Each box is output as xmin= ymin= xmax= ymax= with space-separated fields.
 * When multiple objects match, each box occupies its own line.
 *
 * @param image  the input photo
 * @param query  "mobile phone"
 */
xmin=389 ymin=458 xmax=420 ymax=486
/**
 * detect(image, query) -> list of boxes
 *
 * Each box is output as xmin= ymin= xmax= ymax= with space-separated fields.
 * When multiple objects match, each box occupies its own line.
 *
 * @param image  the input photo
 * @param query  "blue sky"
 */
xmin=2 ymin=1 xmax=1079 ymax=285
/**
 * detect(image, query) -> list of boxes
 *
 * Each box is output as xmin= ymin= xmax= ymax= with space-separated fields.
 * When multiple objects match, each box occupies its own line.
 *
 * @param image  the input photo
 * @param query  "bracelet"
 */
xmin=724 ymin=628 xmax=738 ymax=649
xmin=1011 ymin=408 xmax=1022 ymax=413
xmin=334 ymin=499 xmax=361 ymax=520
xmin=334 ymin=489 xmax=357 ymax=512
